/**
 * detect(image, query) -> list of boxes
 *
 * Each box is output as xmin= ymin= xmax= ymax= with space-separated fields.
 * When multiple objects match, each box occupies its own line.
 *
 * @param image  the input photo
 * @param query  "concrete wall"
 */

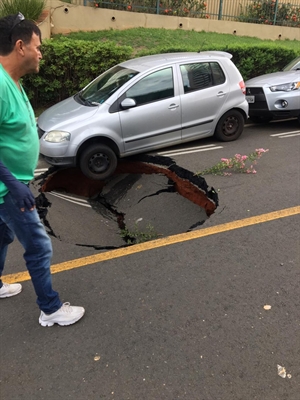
xmin=43 ymin=0 xmax=300 ymax=41
xmin=37 ymin=10 xmax=51 ymax=39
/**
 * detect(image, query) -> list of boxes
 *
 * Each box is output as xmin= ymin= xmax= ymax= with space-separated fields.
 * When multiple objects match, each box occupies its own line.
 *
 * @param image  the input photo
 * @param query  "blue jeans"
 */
xmin=0 ymin=192 xmax=62 ymax=314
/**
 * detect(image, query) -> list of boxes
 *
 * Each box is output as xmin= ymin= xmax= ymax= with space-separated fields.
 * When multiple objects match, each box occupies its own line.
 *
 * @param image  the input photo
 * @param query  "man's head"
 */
xmin=0 ymin=13 xmax=41 ymax=55
xmin=0 ymin=13 xmax=42 ymax=76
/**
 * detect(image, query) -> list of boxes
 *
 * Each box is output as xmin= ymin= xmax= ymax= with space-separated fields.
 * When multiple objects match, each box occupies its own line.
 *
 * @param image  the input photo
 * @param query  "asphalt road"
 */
xmin=1 ymin=119 xmax=300 ymax=400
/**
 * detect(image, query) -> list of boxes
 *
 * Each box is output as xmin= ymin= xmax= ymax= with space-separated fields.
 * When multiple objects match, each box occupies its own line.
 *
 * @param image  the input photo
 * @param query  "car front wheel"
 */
xmin=214 ymin=110 xmax=244 ymax=142
xmin=79 ymin=144 xmax=118 ymax=180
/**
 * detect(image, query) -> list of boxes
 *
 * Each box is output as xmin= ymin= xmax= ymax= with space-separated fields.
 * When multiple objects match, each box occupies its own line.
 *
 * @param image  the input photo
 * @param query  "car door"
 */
xmin=118 ymin=66 xmax=182 ymax=153
xmin=179 ymin=61 xmax=230 ymax=140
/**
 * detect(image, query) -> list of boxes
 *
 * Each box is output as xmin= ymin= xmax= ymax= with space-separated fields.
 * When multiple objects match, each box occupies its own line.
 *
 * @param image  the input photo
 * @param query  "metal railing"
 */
xmin=69 ymin=0 xmax=300 ymax=27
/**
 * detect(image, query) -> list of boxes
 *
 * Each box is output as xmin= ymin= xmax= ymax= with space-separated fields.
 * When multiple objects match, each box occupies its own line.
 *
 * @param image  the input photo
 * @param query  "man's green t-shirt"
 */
xmin=0 ymin=64 xmax=39 ymax=204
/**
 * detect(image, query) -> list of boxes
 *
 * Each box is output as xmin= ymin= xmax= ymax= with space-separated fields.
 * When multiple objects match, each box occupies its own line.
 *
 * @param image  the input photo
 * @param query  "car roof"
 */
xmin=119 ymin=51 xmax=233 ymax=72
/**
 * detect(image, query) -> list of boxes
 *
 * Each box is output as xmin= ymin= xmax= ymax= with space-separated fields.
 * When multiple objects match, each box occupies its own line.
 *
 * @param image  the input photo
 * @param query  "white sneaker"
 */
xmin=0 ymin=282 xmax=22 ymax=298
xmin=39 ymin=302 xmax=85 ymax=327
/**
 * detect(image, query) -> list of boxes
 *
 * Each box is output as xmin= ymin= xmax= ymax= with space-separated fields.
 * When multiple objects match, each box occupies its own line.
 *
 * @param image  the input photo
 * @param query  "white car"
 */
xmin=246 ymin=69 xmax=300 ymax=123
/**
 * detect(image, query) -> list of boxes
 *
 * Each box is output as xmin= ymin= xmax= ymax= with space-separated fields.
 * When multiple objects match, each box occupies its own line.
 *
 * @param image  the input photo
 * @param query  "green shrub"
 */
xmin=217 ymin=45 xmax=297 ymax=79
xmin=91 ymin=0 xmax=210 ymax=19
xmin=239 ymin=0 xmax=300 ymax=27
xmin=22 ymin=36 xmax=297 ymax=109
xmin=22 ymin=38 xmax=133 ymax=108
xmin=136 ymin=43 xmax=296 ymax=79
xmin=0 ymin=0 xmax=46 ymax=21
xmin=159 ymin=0 xmax=208 ymax=17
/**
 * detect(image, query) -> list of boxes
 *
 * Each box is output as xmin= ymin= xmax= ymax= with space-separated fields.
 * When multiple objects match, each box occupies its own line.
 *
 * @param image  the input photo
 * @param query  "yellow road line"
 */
xmin=3 ymin=206 xmax=300 ymax=283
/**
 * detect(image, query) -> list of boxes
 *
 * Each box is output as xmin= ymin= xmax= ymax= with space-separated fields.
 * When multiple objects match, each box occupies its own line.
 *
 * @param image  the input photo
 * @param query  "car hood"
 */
xmin=246 ymin=70 xmax=300 ymax=86
xmin=37 ymin=96 xmax=98 ymax=131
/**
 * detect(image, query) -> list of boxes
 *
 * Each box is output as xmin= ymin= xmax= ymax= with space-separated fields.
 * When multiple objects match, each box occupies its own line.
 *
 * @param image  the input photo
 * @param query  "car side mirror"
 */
xmin=121 ymin=98 xmax=136 ymax=109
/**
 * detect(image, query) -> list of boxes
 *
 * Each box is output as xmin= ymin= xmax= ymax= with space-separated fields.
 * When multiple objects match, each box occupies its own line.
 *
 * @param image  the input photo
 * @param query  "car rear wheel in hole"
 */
xmin=79 ymin=144 xmax=118 ymax=180
xmin=214 ymin=110 xmax=244 ymax=142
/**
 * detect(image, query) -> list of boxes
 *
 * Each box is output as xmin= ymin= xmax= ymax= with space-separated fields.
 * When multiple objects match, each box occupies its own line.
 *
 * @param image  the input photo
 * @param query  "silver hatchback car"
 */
xmin=38 ymin=51 xmax=249 ymax=180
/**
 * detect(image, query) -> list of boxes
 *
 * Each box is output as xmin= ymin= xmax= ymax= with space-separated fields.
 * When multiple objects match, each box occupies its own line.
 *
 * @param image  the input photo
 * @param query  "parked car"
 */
xmin=283 ymin=56 xmax=300 ymax=71
xmin=38 ymin=51 xmax=248 ymax=180
xmin=246 ymin=70 xmax=300 ymax=124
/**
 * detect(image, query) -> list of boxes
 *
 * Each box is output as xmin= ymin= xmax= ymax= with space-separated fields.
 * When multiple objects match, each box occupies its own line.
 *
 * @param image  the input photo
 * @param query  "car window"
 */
xmin=180 ymin=62 xmax=225 ymax=94
xmin=125 ymin=67 xmax=174 ymax=106
xmin=210 ymin=62 xmax=226 ymax=85
xmin=79 ymin=66 xmax=139 ymax=105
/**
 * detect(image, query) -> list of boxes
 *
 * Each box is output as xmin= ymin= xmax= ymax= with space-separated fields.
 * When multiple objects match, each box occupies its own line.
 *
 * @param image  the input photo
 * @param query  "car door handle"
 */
xmin=217 ymin=91 xmax=226 ymax=97
xmin=168 ymin=104 xmax=179 ymax=109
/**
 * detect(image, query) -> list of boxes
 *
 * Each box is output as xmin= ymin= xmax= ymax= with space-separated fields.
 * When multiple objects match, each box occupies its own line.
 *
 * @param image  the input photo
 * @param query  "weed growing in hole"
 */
xmin=197 ymin=148 xmax=269 ymax=176
xmin=120 ymin=223 xmax=160 ymax=244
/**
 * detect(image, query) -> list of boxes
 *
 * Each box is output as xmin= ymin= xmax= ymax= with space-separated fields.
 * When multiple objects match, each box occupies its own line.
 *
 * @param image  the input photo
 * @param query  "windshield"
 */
xmin=283 ymin=57 xmax=300 ymax=71
xmin=78 ymin=65 xmax=139 ymax=104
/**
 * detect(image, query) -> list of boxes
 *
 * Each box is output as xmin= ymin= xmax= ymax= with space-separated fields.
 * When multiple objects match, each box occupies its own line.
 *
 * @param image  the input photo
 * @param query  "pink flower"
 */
xmin=255 ymin=148 xmax=269 ymax=153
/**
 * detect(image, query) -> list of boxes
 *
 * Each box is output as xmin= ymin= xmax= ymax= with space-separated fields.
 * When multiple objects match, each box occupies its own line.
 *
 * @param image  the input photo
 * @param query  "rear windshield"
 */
xmin=77 ymin=65 xmax=139 ymax=105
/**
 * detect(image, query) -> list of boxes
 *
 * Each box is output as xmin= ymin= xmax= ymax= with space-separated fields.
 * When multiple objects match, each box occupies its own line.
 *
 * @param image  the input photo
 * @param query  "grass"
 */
xmin=52 ymin=27 xmax=300 ymax=55
xmin=120 ymin=223 xmax=160 ymax=244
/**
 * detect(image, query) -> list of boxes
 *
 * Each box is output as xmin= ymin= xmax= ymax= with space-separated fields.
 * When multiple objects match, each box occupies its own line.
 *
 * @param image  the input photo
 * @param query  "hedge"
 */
xmin=22 ymin=38 xmax=297 ymax=109
xmin=23 ymin=38 xmax=133 ymax=108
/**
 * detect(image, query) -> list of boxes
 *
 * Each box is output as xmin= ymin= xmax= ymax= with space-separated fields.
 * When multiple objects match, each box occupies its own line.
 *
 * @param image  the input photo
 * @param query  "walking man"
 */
xmin=0 ymin=13 xmax=85 ymax=326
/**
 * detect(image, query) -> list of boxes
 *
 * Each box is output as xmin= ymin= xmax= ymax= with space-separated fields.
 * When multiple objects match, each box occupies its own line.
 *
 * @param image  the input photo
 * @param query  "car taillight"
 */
xmin=239 ymin=80 xmax=246 ymax=95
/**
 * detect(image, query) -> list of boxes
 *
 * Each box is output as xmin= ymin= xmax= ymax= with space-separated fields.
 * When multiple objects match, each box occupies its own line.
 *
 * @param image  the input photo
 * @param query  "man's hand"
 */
xmin=0 ymin=161 xmax=35 ymax=211
xmin=6 ymin=180 xmax=36 ymax=211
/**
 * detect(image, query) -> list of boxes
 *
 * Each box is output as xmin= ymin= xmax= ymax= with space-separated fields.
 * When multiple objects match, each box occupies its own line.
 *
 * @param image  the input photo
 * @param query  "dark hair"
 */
xmin=0 ymin=13 xmax=41 ymax=56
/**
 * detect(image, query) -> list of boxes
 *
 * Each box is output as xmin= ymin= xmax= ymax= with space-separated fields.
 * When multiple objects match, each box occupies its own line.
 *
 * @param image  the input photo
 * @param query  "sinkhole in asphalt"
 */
xmin=34 ymin=155 xmax=219 ymax=250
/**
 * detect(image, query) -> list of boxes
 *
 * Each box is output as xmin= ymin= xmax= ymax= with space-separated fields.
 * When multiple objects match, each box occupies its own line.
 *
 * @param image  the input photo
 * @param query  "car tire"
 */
xmin=79 ymin=144 xmax=118 ymax=180
xmin=214 ymin=110 xmax=244 ymax=142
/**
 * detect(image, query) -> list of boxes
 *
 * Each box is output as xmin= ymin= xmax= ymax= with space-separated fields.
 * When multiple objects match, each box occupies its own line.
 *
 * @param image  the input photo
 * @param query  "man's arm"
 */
xmin=0 ymin=161 xmax=35 ymax=211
